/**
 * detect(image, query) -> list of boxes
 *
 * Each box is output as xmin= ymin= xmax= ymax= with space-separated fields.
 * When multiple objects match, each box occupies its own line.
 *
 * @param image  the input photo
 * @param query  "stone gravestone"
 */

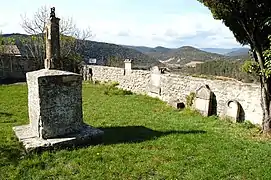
xmin=194 ymin=85 xmax=212 ymax=116
xmin=148 ymin=66 xmax=161 ymax=96
xmin=124 ymin=59 xmax=133 ymax=75
xmin=224 ymin=100 xmax=241 ymax=123
xmin=13 ymin=8 xmax=103 ymax=152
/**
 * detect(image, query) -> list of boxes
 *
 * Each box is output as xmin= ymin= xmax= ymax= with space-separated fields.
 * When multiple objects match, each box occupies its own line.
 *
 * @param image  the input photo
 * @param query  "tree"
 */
xmin=20 ymin=5 xmax=92 ymax=71
xmin=197 ymin=0 xmax=271 ymax=133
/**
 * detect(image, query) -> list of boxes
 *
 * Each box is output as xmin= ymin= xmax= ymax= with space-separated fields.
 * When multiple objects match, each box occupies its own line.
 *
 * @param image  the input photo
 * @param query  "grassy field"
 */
xmin=1 ymin=83 xmax=271 ymax=179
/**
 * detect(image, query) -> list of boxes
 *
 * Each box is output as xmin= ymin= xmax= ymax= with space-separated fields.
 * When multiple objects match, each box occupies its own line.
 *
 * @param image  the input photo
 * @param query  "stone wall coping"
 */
xmin=89 ymin=65 xmax=260 ymax=88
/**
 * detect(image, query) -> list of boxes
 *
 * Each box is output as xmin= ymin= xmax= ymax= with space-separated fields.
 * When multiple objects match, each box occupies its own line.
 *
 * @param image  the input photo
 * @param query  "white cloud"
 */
xmin=79 ymin=12 xmax=241 ymax=48
xmin=0 ymin=4 xmax=242 ymax=48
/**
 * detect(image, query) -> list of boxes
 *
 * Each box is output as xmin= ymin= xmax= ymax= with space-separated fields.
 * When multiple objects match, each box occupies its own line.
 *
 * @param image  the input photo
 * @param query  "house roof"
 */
xmin=0 ymin=45 xmax=21 ymax=56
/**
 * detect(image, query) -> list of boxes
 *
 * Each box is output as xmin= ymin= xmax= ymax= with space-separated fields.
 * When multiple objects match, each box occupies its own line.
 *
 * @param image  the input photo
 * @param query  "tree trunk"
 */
xmin=255 ymin=50 xmax=271 ymax=133
xmin=261 ymin=79 xmax=271 ymax=133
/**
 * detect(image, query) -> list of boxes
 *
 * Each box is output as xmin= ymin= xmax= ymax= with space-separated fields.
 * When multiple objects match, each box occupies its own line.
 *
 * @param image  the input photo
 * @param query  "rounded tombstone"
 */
xmin=225 ymin=100 xmax=241 ymax=123
xmin=194 ymin=85 xmax=212 ymax=116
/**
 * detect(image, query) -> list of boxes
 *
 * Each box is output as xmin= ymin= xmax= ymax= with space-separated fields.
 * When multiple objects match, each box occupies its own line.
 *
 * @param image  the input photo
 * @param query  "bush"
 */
xmin=240 ymin=120 xmax=257 ymax=129
xmin=185 ymin=92 xmax=196 ymax=107
xmin=103 ymin=83 xmax=133 ymax=96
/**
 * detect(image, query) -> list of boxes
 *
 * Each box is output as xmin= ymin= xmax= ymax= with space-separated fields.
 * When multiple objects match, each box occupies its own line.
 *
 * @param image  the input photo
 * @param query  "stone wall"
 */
xmin=88 ymin=65 xmax=262 ymax=125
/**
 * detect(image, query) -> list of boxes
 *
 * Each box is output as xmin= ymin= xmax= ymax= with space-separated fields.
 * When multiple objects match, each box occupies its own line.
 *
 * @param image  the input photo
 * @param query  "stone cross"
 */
xmin=44 ymin=7 xmax=61 ymax=70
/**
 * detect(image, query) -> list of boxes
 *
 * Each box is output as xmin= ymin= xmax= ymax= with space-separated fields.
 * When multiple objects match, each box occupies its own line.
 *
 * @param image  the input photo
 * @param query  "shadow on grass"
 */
xmin=0 ymin=112 xmax=13 ymax=117
xmin=6 ymin=126 xmax=206 ymax=154
xmin=0 ymin=78 xmax=26 ymax=85
xmin=0 ymin=144 xmax=24 ymax=166
xmin=99 ymin=126 xmax=206 ymax=145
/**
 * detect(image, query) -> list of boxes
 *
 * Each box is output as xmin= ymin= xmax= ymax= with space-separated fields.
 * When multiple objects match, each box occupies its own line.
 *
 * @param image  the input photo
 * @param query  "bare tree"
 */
xmin=20 ymin=5 xmax=92 ymax=71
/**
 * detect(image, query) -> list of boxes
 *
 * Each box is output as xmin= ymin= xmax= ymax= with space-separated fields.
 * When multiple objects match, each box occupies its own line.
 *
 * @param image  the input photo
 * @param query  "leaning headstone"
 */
xmin=224 ymin=100 xmax=241 ymax=123
xmin=148 ymin=66 xmax=161 ymax=96
xmin=12 ymin=7 xmax=103 ymax=152
xmin=194 ymin=85 xmax=212 ymax=116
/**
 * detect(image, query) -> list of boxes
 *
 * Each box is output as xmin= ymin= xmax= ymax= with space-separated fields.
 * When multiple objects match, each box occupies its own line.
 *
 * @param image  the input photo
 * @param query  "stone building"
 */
xmin=0 ymin=45 xmax=32 ymax=82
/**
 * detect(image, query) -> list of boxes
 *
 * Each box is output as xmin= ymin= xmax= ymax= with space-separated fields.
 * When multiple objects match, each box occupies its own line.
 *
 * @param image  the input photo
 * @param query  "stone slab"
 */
xmin=26 ymin=69 xmax=83 ymax=139
xmin=13 ymin=124 xmax=104 ymax=152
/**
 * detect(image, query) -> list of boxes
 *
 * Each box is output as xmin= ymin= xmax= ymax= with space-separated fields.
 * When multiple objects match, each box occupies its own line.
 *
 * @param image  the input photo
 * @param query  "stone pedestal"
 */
xmin=13 ymin=69 xmax=103 ymax=152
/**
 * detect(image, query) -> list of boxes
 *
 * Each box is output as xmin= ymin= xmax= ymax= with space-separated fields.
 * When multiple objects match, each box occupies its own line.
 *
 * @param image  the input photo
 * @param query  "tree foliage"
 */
xmin=0 ymin=31 xmax=15 ymax=54
xmin=262 ymin=36 xmax=271 ymax=78
xmin=198 ymin=0 xmax=271 ymax=50
xmin=197 ymin=0 xmax=271 ymax=132
xmin=178 ymin=60 xmax=259 ymax=83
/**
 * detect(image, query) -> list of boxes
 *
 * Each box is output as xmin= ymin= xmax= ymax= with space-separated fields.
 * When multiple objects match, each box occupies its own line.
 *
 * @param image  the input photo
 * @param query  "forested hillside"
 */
xmin=173 ymin=60 xmax=258 ymax=83
xmin=3 ymin=33 xmax=159 ymax=69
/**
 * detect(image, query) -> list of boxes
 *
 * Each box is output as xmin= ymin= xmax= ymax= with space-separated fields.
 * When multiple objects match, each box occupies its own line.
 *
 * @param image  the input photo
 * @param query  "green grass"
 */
xmin=0 ymin=83 xmax=271 ymax=179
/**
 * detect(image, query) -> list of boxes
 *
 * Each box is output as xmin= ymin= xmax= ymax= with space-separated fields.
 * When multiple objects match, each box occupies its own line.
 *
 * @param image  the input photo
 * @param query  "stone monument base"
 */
xmin=13 ymin=124 xmax=104 ymax=152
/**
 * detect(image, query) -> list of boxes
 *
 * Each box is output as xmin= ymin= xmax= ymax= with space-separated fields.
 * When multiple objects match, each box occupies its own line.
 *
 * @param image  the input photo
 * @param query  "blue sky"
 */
xmin=0 ymin=0 xmax=243 ymax=48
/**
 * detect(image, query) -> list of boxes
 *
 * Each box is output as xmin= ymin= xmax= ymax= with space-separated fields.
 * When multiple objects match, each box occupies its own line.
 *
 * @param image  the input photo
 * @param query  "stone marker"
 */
xmin=124 ymin=59 xmax=133 ymax=75
xmin=44 ymin=7 xmax=61 ymax=70
xmin=148 ymin=66 xmax=161 ymax=96
xmin=194 ymin=85 xmax=212 ymax=116
xmin=13 ymin=8 xmax=103 ymax=152
xmin=224 ymin=100 xmax=241 ymax=123
xmin=124 ymin=59 xmax=132 ymax=70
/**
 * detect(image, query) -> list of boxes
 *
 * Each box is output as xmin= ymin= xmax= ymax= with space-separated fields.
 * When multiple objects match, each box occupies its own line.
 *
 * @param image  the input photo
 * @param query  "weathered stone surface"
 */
xmin=124 ymin=59 xmax=133 ymax=71
xmin=44 ymin=7 xmax=61 ymax=69
xmin=27 ymin=69 xmax=83 ymax=139
xmin=87 ymin=65 xmax=262 ymax=125
xmin=196 ymin=85 xmax=211 ymax=100
xmin=13 ymin=7 xmax=104 ymax=152
xmin=148 ymin=66 xmax=161 ymax=95
xmin=224 ymin=100 xmax=241 ymax=123
xmin=194 ymin=85 xmax=212 ymax=116
xmin=13 ymin=124 xmax=103 ymax=152
xmin=13 ymin=69 xmax=104 ymax=152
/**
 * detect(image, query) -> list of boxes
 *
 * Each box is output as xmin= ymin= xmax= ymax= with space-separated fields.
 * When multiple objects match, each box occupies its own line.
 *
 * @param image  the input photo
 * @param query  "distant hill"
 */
xmin=81 ymin=41 xmax=159 ymax=68
xmin=123 ymin=45 xmax=171 ymax=54
xmin=3 ymin=33 xmax=160 ymax=69
xmin=4 ymin=33 xmax=249 ymax=69
xmin=200 ymin=48 xmax=241 ymax=55
xmin=124 ymin=45 xmax=250 ymax=56
xmin=123 ymin=45 xmax=155 ymax=53
xmin=226 ymin=48 xmax=250 ymax=57
xmin=124 ymin=45 xmax=246 ymax=66
xmin=156 ymin=46 xmax=236 ymax=65
xmin=125 ymin=45 xmax=239 ymax=65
